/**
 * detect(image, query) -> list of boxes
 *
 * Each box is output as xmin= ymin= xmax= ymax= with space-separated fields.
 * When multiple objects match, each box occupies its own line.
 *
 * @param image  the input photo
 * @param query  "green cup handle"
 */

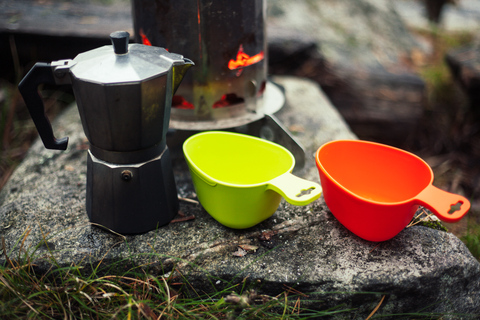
xmin=267 ymin=173 xmax=322 ymax=206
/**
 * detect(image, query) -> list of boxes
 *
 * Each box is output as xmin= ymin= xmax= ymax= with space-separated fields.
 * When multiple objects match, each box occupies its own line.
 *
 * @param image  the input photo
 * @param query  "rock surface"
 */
xmin=1 ymin=76 xmax=480 ymax=317
xmin=394 ymin=0 xmax=480 ymax=32
xmin=267 ymin=0 xmax=427 ymax=145
xmin=446 ymin=39 xmax=480 ymax=114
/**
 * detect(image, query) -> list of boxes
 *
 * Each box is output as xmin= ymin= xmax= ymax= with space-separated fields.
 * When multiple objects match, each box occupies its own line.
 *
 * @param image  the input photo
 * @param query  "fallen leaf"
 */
xmin=232 ymin=248 xmax=247 ymax=257
xmin=138 ymin=302 xmax=157 ymax=320
xmin=259 ymin=230 xmax=277 ymax=241
xmin=238 ymin=244 xmax=258 ymax=252
xmin=170 ymin=215 xmax=195 ymax=224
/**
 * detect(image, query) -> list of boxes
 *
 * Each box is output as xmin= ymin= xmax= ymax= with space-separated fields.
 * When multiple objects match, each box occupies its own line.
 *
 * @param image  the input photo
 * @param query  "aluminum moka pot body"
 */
xmin=18 ymin=31 xmax=193 ymax=234
xmin=19 ymin=31 xmax=193 ymax=155
xmin=70 ymin=41 xmax=193 ymax=156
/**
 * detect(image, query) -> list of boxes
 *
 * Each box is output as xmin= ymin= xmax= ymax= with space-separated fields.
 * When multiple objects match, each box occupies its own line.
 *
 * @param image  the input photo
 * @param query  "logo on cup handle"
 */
xmin=448 ymin=201 xmax=464 ymax=214
xmin=296 ymin=187 xmax=316 ymax=198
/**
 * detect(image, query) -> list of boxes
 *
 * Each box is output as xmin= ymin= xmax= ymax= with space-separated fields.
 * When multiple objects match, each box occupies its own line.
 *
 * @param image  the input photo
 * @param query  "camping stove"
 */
xmin=132 ymin=0 xmax=304 ymax=167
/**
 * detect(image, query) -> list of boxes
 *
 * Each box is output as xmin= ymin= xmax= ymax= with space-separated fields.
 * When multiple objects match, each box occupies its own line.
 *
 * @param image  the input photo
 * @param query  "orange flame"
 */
xmin=228 ymin=45 xmax=264 ymax=70
xmin=139 ymin=28 xmax=152 ymax=46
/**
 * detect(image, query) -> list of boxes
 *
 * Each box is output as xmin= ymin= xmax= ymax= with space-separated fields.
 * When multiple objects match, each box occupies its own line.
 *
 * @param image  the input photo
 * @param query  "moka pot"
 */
xmin=18 ymin=31 xmax=193 ymax=234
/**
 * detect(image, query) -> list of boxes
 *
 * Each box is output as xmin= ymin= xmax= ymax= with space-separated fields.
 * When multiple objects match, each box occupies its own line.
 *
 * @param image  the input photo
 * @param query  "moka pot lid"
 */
xmin=70 ymin=31 xmax=189 ymax=85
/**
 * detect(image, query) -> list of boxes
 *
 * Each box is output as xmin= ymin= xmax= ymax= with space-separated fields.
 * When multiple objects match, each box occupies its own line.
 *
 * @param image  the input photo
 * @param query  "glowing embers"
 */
xmin=173 ymin=93 xmax=244 ymax=109
xmin=213 ymin=94 xmax=244 ymax=108
xmin=172 ymin=96 xmax=194 ymax=109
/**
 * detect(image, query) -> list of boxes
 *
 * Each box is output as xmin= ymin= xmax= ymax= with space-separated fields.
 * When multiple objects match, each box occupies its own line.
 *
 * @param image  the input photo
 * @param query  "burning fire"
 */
xmin=138 ymin=29 xmax=169 ymax=51
xmin=139 ymin=28 xmax=152 ymax=46
xmin=228 ymin=45 xmax=264 ymax=71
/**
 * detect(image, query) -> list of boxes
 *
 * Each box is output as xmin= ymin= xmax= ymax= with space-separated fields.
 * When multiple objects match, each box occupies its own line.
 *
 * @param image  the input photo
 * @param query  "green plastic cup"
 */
xmin=183 ymin=131 xmax=322 ymax=228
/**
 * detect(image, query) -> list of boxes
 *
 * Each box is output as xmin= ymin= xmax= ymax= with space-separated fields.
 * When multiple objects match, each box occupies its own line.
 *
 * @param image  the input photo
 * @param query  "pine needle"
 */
xmin=365 ymin=295 xmax=386 ymax=320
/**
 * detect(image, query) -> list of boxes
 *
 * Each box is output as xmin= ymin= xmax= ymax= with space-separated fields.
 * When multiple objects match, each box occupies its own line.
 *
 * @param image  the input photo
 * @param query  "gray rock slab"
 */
xmin=0 ymin=0 xmax=133 ymax=38
xmin=446 ymin=41 xmax=480 ymax=112
xmin=267 ymin=0 xmax=427 ymax=146
xmin=1 ymin=76 xmax=479 ymax=317
xmin=3 ymin=0 xmax=480 ymax=38
xmin=268 ymin=0 xmax=420 ymax=71
xmin=394 ymin=0 xmax=480 ymax=32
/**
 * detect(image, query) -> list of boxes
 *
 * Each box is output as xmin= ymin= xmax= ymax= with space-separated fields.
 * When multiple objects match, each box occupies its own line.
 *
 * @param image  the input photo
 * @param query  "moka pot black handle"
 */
xmin=18 ymin=62 xmax=69 ymax=150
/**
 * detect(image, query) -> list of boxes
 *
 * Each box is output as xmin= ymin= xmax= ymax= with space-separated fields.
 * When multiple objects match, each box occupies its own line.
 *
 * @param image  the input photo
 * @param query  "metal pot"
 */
xmin=132 ymin=0 xmax=283 ymax=130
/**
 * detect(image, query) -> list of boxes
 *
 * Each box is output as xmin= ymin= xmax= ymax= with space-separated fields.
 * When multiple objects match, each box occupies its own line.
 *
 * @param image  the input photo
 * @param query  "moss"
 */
xmin=409 ymin=209 xmax=449 ymax=232
xmin=412 ymin=28 xmax=474 ymax=107
xmin=461 ymin=225 xmax=480 ymax=260
xmin=417 ymin=220 xmax=448 ymax=232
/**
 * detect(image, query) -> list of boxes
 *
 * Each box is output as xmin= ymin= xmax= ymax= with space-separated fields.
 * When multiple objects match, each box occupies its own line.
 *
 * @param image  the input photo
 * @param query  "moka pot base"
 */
xmin=86 ymin=146 xmax=178 ymax=234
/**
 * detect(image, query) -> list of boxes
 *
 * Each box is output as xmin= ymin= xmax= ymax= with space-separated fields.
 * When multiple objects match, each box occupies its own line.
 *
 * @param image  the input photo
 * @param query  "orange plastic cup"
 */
xmin=315 ymin=140 xmax=470 ymax=242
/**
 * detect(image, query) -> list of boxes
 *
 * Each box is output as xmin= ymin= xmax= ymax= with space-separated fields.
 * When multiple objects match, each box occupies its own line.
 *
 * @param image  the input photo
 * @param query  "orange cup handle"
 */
xmin=416 ymin=185 xmax=470 ymax=223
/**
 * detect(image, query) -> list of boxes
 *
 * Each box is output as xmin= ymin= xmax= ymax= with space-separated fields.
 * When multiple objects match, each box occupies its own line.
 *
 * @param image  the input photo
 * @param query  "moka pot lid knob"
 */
xmin=110 ymin=31 xmax=130 ymax=55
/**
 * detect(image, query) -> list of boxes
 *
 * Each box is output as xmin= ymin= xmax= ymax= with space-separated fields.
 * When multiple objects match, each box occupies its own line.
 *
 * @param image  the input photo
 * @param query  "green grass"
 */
xmin=1 ymin=233 xmax=477 ymax=320
xmin=461 ymin=224 xmax=480 ymax=260
xmin=0 ymin=232 xmax=347 ymax=319
xmin=414 ymin=29 xmax=474 ymax=109
xmin=0 ymin=245 xmax=354 ymax=319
